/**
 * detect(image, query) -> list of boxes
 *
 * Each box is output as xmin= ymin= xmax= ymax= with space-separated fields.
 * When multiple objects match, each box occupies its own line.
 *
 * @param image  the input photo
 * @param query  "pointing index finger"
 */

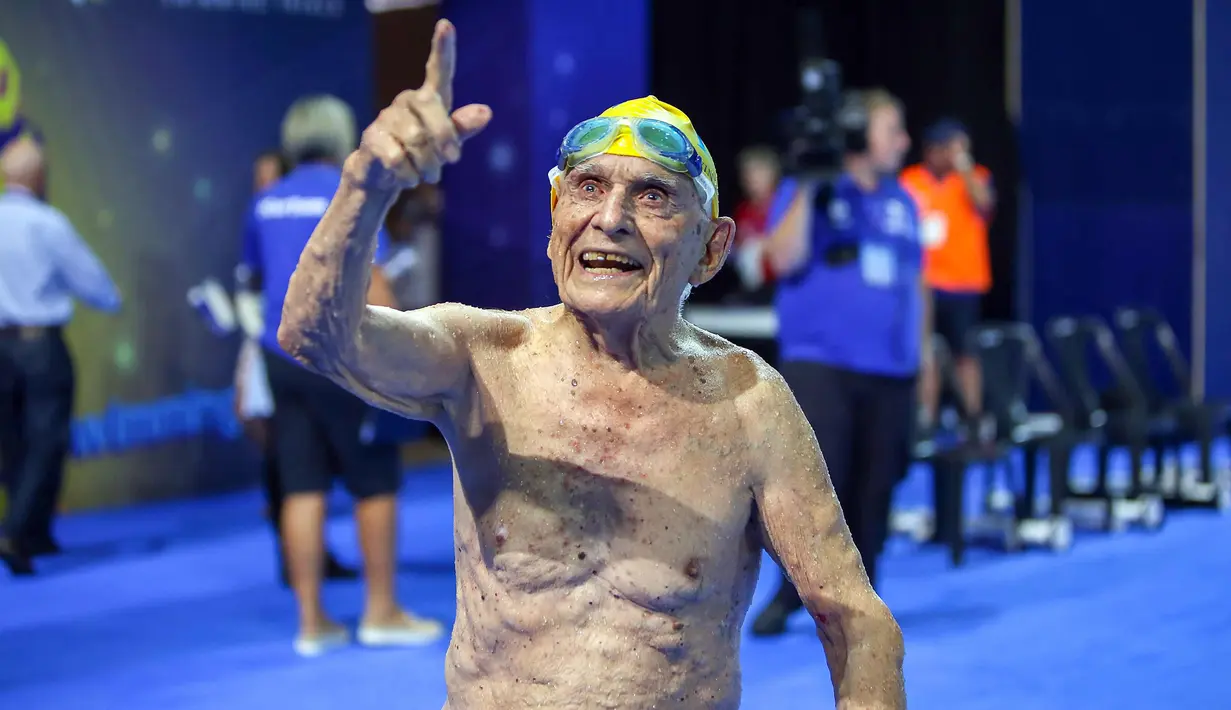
xmin=424 ymin=19 xmax=456 ymax=111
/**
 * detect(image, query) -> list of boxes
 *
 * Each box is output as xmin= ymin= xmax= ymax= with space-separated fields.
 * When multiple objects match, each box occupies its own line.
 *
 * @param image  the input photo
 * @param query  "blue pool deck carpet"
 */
xmin=2 ymin=446 xmax=1230 ymax=710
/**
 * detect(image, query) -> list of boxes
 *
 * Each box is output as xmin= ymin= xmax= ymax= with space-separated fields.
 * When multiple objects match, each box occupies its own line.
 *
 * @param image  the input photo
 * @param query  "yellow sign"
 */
xmin=0 ymin=38 xmax=21 ymax=131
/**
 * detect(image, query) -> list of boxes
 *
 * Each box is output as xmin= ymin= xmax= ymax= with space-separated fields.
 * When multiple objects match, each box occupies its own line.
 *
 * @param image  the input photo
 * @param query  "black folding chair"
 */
xmin=1114 ymin=307 xmax=1231 ymax=510
xmin=929 ymin=322 xmax=1080 ymax=566
xmin=1046 ymin=315 xmax=1169 ymax=531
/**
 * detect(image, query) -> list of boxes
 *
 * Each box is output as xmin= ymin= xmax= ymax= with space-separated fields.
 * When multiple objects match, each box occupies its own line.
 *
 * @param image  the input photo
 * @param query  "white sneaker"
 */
xmin=293 ymin=627 xmax=351 ymax=658
xmin=357 ymin=614 xmax=445 ymax=648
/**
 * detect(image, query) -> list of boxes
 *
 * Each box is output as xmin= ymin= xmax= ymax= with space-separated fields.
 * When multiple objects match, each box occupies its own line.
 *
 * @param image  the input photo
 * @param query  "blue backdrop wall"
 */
xmin=0 ymin=0 xmax=373 ymax=509
xmin=1202 ymin=0 xmax=1231 ymax=398
xmin=1020 ymin=0 xmax=1194 ymax=383
xmin=442 ymin=0 xmax=649 ymax=310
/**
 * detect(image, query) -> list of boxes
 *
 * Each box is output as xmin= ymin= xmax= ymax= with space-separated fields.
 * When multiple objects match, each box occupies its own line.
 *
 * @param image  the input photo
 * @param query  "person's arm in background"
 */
xmin=366 ymin=225 xmax=400 ymax=309
xmin=232 ymin=202 xmax=265 ymax=417
xmin=236 ymin=204 xmax=263 ymax=292
xmin=233 ymin=337 xmax=257 ymax=420
xmin=43 ymin=211 xmax=121 ymax=313
xmin=367 ymin=269 xmax=398 ymax=309
xmin=906 ymin=185 xmax=930 ymax=369
xmin=919 ymin=275 xmax=933 ymax=371
xmin=761 ymin=178 xmax=816 ymax=277
xmin=900 ymin=183 xmax=933 ymax=365
xmin=732 ymin=202 xmax=770 ymax=291
xmin=953 ymin=151 xmax=995 ymax=217
xmin=235 ymin=203 xmax=266 ymax=339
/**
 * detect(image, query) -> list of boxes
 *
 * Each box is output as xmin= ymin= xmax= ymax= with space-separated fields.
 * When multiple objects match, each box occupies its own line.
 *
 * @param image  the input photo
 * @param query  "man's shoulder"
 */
xmin=899 ymin=164 xmax=927 ymax=182
xmin=882 ymin=179 xmax=917 ymax=202
xmin=896 ymin=166 xmax=929 ymax=199
xmin=698 ymin=346 xmax=806 ymax=456
xmin=879 ymin=183 xmax=921 ymax=224
xmin=722 ymin=347 xmax=797 ymax=444
xmin=733 ymin=353 xmax=792 ymax=412
xmin=4 ymin=197 xmax=72 ymax=230
xmin=682 ymin=324 xmax=787 ymax=405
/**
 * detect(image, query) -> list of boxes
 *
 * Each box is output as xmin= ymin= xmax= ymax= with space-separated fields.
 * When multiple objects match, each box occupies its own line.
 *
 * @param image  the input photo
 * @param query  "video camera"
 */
xmin=780 ymin=7 xmax=867 ymax=178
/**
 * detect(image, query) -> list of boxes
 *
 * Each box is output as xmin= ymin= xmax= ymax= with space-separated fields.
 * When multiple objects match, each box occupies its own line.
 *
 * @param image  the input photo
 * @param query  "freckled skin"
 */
xmin=443 ymin=311 xmax=764 ymax=709
xmin=280 ymin=134 xmax=905 ymax=709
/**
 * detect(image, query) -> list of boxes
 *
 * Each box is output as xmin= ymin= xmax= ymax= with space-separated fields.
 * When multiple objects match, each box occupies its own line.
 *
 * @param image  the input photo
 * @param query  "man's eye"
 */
xmin=579 ymin=180 xmax=599 ymax=194
xmin=643 ymin=189 xmax=665 ymax=202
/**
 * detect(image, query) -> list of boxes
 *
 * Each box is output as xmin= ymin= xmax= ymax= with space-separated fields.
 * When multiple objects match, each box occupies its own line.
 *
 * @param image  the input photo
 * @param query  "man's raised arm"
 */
xmin=742 ymin=366 xmax=906 ymax=709
xmin=276 ymin=19 xmax=492 ymax=419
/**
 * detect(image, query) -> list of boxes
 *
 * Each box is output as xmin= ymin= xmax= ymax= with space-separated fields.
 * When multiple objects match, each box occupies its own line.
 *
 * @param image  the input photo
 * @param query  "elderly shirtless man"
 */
xmin=279 ymin=19 xmax=905 ymax=710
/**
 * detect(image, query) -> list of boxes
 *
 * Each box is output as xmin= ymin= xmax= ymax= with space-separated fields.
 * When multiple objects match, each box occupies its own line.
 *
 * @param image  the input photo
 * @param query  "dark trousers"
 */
xmin=0 ymin=327 xmax=74 ymax=548
xmin=260 ymin=437 xmax=285 ymax=535
xmin=770 ymin=360 xmax=915 ymax=608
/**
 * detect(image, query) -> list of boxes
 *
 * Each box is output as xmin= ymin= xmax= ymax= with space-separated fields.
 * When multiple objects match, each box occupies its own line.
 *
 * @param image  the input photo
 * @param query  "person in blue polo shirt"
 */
xmin=238 ymin=95 xmax=443 ymax=656
xmin=751 ymin=88 xmax=928 ymax=636
xmin=234 ymin=147 xmax=359 ymax=588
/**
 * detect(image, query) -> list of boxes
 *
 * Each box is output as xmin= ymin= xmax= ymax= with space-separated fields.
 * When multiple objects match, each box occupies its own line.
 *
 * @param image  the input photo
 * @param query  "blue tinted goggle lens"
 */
xmin=557 ymin=117 xmax=702 ymax=177
xmin=569 ymin=119 xmax=613 ymax=147
xmin=637 ymin=120 xmax=690 ymax=156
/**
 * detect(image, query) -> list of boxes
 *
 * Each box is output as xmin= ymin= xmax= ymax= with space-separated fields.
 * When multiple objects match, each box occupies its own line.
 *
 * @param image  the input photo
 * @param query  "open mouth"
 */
xmin=579 ymin=250 xmax=644 ymax=275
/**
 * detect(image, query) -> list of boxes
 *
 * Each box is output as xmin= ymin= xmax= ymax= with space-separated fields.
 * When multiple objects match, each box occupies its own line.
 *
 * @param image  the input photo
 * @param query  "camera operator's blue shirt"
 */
xmin=771 ymin=174 xmax=923 ymax=377
xmin=239 ymin=163 xmax=390 ymax=358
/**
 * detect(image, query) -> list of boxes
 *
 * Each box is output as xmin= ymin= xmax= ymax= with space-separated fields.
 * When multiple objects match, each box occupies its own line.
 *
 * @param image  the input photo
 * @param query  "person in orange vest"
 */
xmin=900 ymin=120 xmax=995 ymax=426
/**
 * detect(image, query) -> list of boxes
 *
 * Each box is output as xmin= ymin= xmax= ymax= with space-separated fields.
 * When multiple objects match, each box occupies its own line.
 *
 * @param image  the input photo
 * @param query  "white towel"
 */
xmin=234 ymin=291 xmax=265 ymax=340
xmin=186 ymin=278 xmax=238 ymax=335
xmin=236 ymin=338 xmax=274 ymax=419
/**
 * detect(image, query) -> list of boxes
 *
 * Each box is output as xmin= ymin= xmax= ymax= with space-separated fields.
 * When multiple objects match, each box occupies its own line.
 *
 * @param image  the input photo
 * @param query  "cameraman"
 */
xmin=751 ymin=89 xmax=928 ymax=636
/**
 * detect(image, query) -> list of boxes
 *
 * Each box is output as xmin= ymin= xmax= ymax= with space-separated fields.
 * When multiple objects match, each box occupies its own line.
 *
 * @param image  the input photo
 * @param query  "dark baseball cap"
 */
xmin=922 ymin=119 xmax=968 ymax=146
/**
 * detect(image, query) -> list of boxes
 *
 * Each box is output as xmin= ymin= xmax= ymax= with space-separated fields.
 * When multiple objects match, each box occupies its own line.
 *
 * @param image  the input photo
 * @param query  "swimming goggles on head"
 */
xmin=548 ymin=116 xmax=716 ymax=212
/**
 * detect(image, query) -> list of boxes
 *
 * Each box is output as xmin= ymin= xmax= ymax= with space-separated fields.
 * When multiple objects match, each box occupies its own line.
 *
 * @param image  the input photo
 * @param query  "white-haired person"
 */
xmin=236 ymin=95 xmax=443 ymax=656
xmin=235 ymin=148 xmax=360 ymax=588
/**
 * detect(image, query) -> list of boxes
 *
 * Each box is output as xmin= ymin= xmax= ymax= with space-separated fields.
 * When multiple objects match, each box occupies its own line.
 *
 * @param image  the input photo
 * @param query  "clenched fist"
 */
xmin=349 ymin=19 xmax=492 ymax=192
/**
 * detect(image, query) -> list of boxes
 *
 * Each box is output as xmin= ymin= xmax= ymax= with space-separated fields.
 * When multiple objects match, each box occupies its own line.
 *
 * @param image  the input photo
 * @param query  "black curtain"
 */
xmin=652 ymin=0 xmax=1018 ymax=321
xmin=373 ymin=7 xmax=438 ymax=112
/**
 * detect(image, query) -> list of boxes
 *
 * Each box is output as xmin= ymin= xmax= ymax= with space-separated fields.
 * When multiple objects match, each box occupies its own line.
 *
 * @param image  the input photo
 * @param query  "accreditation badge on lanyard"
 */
xmin=860 ymin=244 xmax=897 ymax=287
xmin=859 ymin=196 xmax=908 ymax=288
xmin=921 ymin=213 xmax=947 ymax=247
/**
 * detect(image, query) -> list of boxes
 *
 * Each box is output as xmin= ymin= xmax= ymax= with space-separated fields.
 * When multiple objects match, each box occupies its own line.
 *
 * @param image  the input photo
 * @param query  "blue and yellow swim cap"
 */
xmin=550 ymin=96 xmax=719 ymax=218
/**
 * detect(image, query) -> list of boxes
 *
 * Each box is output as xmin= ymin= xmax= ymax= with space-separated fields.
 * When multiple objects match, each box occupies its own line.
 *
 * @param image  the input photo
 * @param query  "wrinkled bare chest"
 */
xmin=459 ymin=387 xmax=753 ymax=608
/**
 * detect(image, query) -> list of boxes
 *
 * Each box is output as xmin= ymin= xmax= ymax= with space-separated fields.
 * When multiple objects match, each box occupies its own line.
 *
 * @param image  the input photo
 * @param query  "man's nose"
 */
xmin=592 ymin=188 xmax=635 ymax=237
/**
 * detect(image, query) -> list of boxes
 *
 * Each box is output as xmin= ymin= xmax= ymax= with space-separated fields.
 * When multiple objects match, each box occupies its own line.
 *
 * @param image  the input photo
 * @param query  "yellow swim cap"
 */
xmin=550 ymin=96 xmax=719 ymax=218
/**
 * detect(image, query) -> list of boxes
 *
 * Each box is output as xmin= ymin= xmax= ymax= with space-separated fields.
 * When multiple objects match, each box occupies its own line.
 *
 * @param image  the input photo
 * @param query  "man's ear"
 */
xmin=546 ymin=210 xmax=558 ymax=259
xmin=689 ymin=216 xmax=736 ymax=287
